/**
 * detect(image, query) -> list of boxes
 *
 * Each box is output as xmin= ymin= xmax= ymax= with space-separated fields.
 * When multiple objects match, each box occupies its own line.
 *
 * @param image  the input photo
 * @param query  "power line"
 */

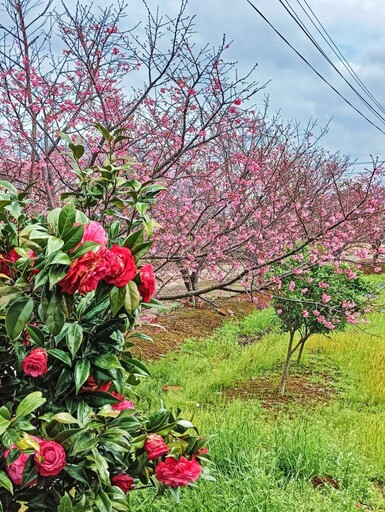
xmin=246 ymin=0 xmax=385 ymax=136
xmin=279 ymin=0 xmax=385 ymax=126
xmin=297 ymin=0 xmax=385 ymax=116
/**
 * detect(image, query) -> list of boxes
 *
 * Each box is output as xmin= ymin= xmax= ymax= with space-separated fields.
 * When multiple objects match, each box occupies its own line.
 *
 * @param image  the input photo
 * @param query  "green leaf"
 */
xmin=69 ymin=143 xmax=85 ymax=160
xmin=74 ymin=359 xmax=90 ymax=394
xmin=0 ymin=285 xmax=20 ymax=308
xmin=0 ymin=416 xmax=11 ymax=436
xmin=16 ymin=391 xmax=46 ymax=419
xmin=70 ymin=241 xmax=99 ymax=260
xmin=0 ymin=180 xmax=17 ymax=194
xmin=5 ymin=297 xmax=34 ymax=340
xmin=94 ymin=492 xmax=112 ymax=512
xmin=47 ymin=348 xmax=72 ymax=366
xmin=109 ymin=285 xmax=126 ymax=316
xmin=26 ymin=324 xmax=45 ymax=345
xmin=131 ymin=241 xmax=153 ymax=262
xmin=47 ymin=236 xmax=64 ymax=255
xmin=62 ymin=225 xmax=84 ymax=251
xmin=57 ymin=494 xmax=74 ymax=512
xmin=49 ymin=266 xmax=67 ymax=289
xmin=93 ymin=354 xmax=122 ymax=370
xmin=0 ymin=470 xmax=13 ymax=495
xmin=33 ymin=266 xmax=50 ymax=289
xmin=42 ymin=287 xmax=66 ymax=335
xmin=51 ymin=413 xmax=80 ymax=425
xmin=124 ymin=282 xmax=141 ymax=315
xmin=94 ymin=123 xmax=112 ymax=142
xmin=66 ymin=323 xmax=84 ymax=358
xmin=58 ymin=292 xmax=74 ymax=319
xmin=0 ymin=406 xmax=10 ymax=421
xmin=123 ymin=229 xmax=143 ymax=249
xmin=64 ymin=464 xmax=89 ymax=486
xmin=58 ymin=201 xmax=76 ymax=236
xmin=48 ymin=252 xmax=72 ymax=266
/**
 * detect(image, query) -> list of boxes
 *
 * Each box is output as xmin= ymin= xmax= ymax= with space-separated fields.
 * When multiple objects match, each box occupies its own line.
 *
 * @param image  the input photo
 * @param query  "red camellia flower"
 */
xmin=34 ymin=441 xmax=66 ymax=477
xmin=111 ymin=391 xmax=135 ymax=411
xmin=0 ymin=248 xmax=36 ymax=277
xmin=138 ymin=264 xmax=156 ymax=302
xmin=81 ymin=375 xmax=111 ymax=392
xmin=104 ymin=245 xmax=136 ymax=287
xmin=21 ymin=348 xmax=48 ymax=377
xmin=155 ymin=456 xmax=202 ymax=487
xmin=144 ymin=434 xmax=169 ymax=460
xmin=111 ymin=473 xmax=135 ymax=493
xmin=59 ymin=246 xmax=111 ymax=295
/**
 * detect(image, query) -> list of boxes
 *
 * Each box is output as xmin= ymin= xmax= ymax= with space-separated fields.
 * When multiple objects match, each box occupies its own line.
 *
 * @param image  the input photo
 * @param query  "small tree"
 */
xmin=272 ymin=260 xmax=374 ymax=396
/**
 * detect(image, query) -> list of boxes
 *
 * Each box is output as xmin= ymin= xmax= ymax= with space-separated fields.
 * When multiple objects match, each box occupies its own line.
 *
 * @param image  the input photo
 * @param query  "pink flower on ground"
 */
xmin=303 ymin=310 xmax=309 ymax=318
xmin=111 ymin=473 xmax=135 ymax=493
xmin=347 ymin=269 xmax=357 ymax=280
xmin=301 ymin=288 xmax=308 ymax=294
xmin=144 ymin=434 xmax=169 ymax=460
xmin=319 ymin=282 xmax=329 ymax=289
xmin=321 ymin=293 xmax=331 ymax=304
xmin=155 ymin=456 xmax=202 ymax=487
xmin=288 ymin=281 xmax=296 ymax=292
xmin=21 ymin=348 xmax=48 ymax=377
xmin=313 ymin=310 xmax=320 ymax=317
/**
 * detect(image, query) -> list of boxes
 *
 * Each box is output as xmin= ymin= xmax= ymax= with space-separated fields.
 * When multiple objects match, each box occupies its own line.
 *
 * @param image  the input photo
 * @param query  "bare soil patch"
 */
xmin=224 ymin=373 xmax=336 ymax=410
xmin=133 ymin=294 xmax=258 ymax=360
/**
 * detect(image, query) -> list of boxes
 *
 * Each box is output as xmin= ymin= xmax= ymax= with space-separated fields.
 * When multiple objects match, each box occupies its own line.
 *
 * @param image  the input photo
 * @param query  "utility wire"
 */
xmin=298 ymin=0 xmax=385 ymax=116
xmin=246 ymin=0 xmax=385 ymax=136
xmin=280 ymin=0 xmax=385 ymax=125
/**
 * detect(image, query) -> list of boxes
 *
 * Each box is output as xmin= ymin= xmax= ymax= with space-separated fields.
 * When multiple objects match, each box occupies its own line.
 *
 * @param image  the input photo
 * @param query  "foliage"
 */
xmin=0 ymin=127 xmax=209 ymax=511
xmin=271 ymin=256 xmax=375 ymax=394
xmin=131 ymin=295 xmax=385 ymax=511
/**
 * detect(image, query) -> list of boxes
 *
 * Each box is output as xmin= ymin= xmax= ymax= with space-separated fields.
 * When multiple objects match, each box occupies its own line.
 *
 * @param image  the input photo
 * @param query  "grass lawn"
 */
xmin=130 ymin=274 xmax=385 ymax=511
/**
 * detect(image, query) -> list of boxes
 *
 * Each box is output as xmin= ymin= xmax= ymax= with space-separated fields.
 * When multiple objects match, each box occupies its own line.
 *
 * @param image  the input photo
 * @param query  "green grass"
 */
xmin=131 ymin=275 xmax=385 ymax=511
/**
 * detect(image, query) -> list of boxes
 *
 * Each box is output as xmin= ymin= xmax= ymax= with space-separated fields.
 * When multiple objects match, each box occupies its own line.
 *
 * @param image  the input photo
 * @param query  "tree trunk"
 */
xmin=280 ymin=331 xmax=294 ymax=396
xmin=296 ymin=339 xmax=306 ymax=364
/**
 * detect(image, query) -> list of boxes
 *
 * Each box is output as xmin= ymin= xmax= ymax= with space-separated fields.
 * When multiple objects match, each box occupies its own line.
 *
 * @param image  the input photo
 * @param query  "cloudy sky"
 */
xmin=122 ymin=0 xmax=385 ymax=168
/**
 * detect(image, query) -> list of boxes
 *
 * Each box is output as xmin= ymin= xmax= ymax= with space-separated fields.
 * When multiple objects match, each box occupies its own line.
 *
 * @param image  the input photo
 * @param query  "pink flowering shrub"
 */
xmin=271 ymin=254 xmax=375 ymax=395
xmin=0 ymin=127 xmax=209 ymax=511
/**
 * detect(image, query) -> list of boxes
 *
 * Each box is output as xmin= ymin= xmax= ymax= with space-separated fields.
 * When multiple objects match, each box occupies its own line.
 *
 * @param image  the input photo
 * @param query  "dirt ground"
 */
xmin=224 ymin=373 xmax=337 ymax=411
xmin=133 ymin=293 xmax=261 ymax=360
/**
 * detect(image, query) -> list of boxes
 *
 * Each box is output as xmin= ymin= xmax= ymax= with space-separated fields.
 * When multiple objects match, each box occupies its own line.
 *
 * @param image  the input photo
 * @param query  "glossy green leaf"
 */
xmin=5 ymin=297 xmax=34 ymax=340
xmin=74 ymin=359 xmax=90 ymax=394
xmin=66 ymin=323 xmax=83 ymax=358
xmin=16 ymin=391 xmax=46 ymax=419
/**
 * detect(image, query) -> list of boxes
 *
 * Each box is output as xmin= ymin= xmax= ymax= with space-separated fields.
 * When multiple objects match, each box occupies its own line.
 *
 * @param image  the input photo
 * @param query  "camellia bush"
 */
xmin=0 ymin=127 xmax=209 ymax=511
xmin=271 ymin=257 xmax=375 ymax=395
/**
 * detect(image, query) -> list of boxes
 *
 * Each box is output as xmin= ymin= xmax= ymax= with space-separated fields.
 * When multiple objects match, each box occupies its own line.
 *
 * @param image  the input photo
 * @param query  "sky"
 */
xmin=119 ymin=0 xmax=385 ymax=168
